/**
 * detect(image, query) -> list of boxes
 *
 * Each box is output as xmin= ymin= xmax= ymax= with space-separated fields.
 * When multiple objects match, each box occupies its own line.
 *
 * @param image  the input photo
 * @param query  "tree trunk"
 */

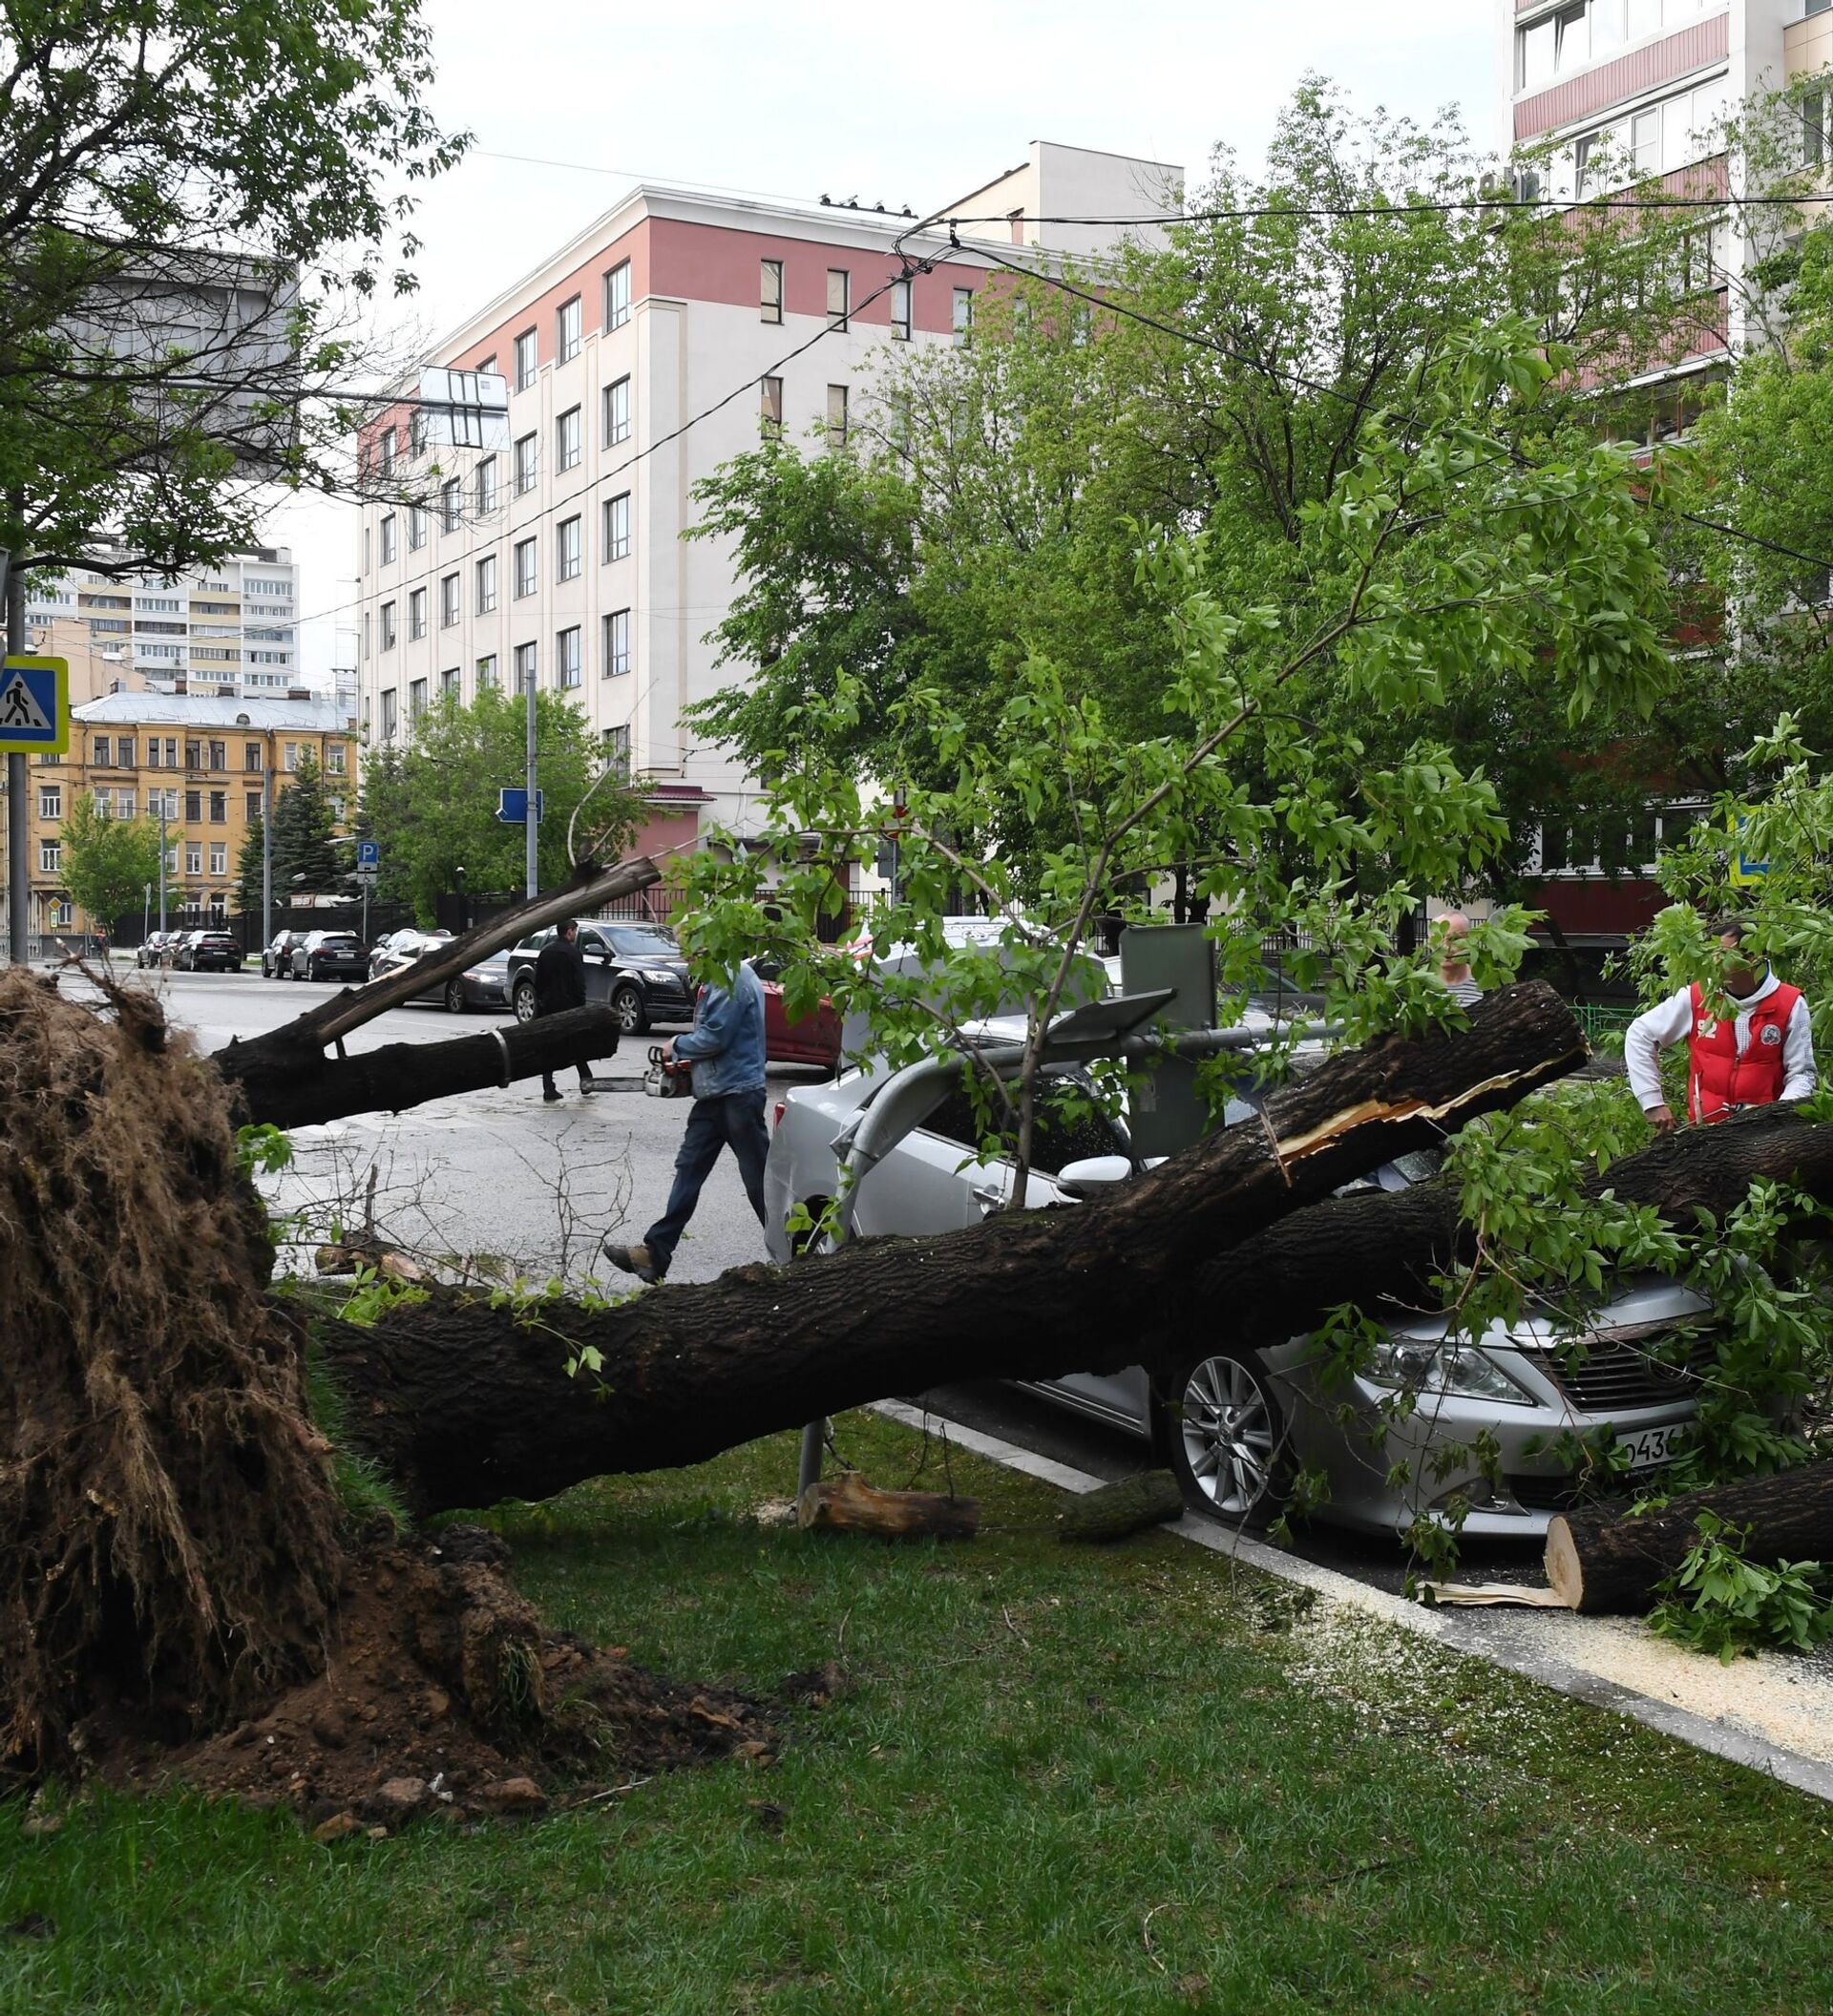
xmin=216 ymin=1003 xmax=622 ymax=1129
xmin=315 ymin=982 xmax=1587 ymax=1514
xmin=796 ymin=1474 xmax=980 ymax=1539
xmin=1545 ymin=1462 xmax=1833 ymax=1613
xmin=1058 ymin=1471 xmax=1185 ymax=1544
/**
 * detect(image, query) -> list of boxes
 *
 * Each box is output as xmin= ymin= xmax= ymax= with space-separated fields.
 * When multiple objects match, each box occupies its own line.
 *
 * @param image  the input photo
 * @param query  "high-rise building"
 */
xmin=23 ymin=541 xmax=303 ymax=698
xmin=351 ymin=143 xmax=1181 ymax=857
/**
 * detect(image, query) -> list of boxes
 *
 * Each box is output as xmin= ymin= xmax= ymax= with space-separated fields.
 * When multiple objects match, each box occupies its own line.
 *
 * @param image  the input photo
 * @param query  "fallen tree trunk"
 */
xmin=1545 ymin=1461 xmax=1833 ymax=1613
xmin=1186 ymin=1101 xmax=1833 ymax=1360
xmin=316 ymin=982 xmax=1587 ymax=1514
xmin=796 ymin=1474 xmax=980 ymax=1540
xmin=216 ymin=1003 xmax=622 ymax=1129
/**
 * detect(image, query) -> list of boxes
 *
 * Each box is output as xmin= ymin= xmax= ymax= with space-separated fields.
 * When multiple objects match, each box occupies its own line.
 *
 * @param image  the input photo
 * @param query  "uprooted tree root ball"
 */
xmin=0 ymin=971 xmax=778 ymax=1812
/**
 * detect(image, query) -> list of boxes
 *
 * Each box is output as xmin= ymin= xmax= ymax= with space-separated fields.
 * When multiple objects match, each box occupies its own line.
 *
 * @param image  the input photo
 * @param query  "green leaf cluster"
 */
xmin=55 ymin=792 xmax=162 ymax=931
xmin=1651 ymin=1511 xmax=1833 ymax=1663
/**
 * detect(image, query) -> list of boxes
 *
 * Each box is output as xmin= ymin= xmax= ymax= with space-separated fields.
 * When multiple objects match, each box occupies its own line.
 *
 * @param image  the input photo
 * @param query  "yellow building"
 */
xmin=21 ymin=690 xmax=359 ymax=936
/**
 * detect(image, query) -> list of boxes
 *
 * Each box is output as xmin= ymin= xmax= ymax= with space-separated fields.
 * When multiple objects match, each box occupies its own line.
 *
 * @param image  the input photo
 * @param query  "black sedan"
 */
xmin=506 ymin=921 xmax=693 ymax=1034
xmin=284 ymin=930 xmax=369 ymax=982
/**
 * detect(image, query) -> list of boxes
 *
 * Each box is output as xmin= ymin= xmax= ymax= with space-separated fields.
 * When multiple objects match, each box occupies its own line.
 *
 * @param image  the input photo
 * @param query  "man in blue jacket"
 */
xmin=600 ymin=955 xmax=769 ymax=1284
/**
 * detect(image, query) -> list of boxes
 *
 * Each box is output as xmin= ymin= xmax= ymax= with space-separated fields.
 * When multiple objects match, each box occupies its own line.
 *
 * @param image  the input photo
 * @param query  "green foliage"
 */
xmin=1650 ymin=1511 xmax=1833 ymax=1663
xmin=267 ymin=751 xmax=342 ymax=897
xmin=355 ymin=688 xmax=641 ymax=921
xmin=234 ymin=812 xmax=265 ymax=916
xmin=232 ymin=1123 xmax=294 ymax=1180
xmin=54 ymin=793 xmax=161 ymax=931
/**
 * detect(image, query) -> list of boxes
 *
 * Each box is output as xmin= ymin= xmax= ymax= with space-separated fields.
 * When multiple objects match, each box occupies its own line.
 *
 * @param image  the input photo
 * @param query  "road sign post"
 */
xmin=2 ymin=648 xmax=69 ymax=965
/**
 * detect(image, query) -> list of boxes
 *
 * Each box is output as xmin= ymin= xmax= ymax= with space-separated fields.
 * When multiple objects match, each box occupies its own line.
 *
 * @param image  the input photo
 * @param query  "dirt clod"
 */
xmin=311 ymin=1812 xmax=362 ymax=1843
xmin=477 ymin=1775 xmax=547 ymax=1816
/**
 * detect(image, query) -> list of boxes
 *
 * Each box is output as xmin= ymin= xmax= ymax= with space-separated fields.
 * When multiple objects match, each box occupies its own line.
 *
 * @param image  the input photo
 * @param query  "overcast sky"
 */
xmin=284 ymin=0 xmax=1500 ymax=675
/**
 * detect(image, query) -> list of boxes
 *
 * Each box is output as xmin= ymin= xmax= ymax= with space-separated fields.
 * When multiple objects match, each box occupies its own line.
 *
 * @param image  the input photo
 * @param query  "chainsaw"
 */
xmin=643 ymin=1044 xmax=693 ymax=1098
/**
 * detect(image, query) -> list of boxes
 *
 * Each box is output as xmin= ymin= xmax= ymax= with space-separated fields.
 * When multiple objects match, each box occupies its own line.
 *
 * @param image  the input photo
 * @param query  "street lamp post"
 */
xmin=453 ymin=864 xmax=467 ymax=934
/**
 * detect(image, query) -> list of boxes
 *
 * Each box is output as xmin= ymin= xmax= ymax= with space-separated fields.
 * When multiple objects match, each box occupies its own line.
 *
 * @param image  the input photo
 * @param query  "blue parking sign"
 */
xmin=356 ymin=839 xmax=380 ymax=871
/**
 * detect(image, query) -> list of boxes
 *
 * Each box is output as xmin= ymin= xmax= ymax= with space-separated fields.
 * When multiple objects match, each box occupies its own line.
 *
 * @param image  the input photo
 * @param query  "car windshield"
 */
xmin=607 ymin=928 xmax=678 ymax=957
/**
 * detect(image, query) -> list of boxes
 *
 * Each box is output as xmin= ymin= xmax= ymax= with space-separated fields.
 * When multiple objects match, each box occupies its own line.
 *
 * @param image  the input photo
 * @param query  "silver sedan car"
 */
xmin=763 ymin=1045 xmax=1710 ymax=1539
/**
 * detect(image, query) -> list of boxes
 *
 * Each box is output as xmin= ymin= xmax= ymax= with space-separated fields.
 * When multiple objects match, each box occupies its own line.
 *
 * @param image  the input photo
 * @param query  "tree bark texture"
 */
xmin=315 ymin=983 xmax=1587 ymax=1514
xmin=796 ymin=1474 xmax=980 ymax=1540
xmin=1057 ymin=1471 xmax=1186 ymax=1544
xmin=1545 ymin=1461 xmax=1833 ymax=1613
xmin=215 ymin=1004 xmax=622 ymax=1130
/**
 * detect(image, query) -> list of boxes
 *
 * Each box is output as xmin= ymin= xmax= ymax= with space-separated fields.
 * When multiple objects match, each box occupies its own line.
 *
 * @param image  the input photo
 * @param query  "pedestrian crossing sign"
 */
xmin=0 ymin=656 xmax=68 ymax=755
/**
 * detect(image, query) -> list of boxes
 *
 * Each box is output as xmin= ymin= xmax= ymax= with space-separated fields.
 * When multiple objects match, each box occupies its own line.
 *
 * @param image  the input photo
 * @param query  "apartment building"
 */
xmin=21 ymin=692 xmax=359 ymax=936
xmin=351 ymin=142 xmax=1180 ymax=856
xmin=23 ymin=542 xmax=303 ymax=698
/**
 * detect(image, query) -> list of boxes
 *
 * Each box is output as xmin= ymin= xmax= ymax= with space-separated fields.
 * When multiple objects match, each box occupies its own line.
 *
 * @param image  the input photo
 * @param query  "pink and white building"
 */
xmin=352 ymin=142 xmax=1180 ymax=859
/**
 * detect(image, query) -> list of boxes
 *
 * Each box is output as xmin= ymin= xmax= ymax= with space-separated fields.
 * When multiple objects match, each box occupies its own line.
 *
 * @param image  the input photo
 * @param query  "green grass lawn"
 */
xmin=4 ymin=1410 xmax=1831 ymax=2015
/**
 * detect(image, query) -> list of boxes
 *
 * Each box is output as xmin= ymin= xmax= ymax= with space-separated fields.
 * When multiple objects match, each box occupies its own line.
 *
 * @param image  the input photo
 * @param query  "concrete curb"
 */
xmin=870 ymin=1398 xmax=1833 ymax=1806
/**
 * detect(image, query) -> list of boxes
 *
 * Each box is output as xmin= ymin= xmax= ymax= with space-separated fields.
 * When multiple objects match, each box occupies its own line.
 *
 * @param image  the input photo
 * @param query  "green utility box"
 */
xmin=1118 ymin=923 xmax=1216 ymax=1161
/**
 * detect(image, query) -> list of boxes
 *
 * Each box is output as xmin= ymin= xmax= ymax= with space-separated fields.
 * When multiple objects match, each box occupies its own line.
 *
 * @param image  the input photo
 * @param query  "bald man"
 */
xmin=1436 ymin=912 xmax=1483 ymax=1007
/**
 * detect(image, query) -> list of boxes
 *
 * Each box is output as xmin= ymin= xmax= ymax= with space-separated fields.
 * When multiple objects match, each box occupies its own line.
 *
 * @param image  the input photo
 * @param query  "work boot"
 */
xmin=600 ymin=1238 xmax=660 ymax=1285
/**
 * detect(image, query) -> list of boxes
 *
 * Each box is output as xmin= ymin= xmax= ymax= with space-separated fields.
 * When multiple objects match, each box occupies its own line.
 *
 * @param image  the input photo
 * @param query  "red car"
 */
xmin=754 ymin=958 xmax=841 ymax=1069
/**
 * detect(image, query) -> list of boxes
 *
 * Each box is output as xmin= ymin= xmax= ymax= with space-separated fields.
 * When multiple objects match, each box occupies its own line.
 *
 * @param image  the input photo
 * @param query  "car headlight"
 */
xmin=463 ymin=967 xmax=493 ymax=983
xmin=1361 ymin=1337 xmax=1536 ymax=1407
xmin=640 ymin=966 xmax=679 ymax=985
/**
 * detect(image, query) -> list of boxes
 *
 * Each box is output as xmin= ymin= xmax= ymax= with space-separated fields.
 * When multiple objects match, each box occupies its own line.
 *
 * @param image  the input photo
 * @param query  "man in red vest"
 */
xmin=1625 ymin=914 xmax=1817 ymax=1133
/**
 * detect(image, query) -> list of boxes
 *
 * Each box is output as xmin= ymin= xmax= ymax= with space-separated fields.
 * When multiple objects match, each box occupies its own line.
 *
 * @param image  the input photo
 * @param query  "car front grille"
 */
xmin=1534 ymin=1328 xmax=1716 ymax=1414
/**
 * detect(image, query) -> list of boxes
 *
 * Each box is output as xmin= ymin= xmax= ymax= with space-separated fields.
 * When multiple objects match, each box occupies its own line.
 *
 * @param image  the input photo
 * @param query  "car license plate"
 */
xmin=1614 ymin=1422 xmax=1687 ymax=1472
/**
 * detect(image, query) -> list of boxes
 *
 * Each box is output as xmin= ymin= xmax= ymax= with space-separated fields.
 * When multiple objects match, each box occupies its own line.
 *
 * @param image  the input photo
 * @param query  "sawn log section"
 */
xmin=319 ymin=983 xmax=1586 ymax=1514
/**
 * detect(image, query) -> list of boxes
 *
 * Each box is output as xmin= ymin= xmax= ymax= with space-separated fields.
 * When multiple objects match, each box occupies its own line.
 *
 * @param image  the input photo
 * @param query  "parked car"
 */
xmin=173 ymin=929 xmax=242 ymax=974
xmin=752 ymin=955 xmax=843 ymax=1070
xmin=262 ymin=930 xmax=307 ymax=978
xmin=137 ymin=931 xmax=172 ymax=969
xmin=762 ymin=1022 xmax=1711 ymax=1539
xmin=507 ymin=922 xmax=694 ymax=1035
xmin=368 ymin=927 xmax=452 ymax=985
xmin=435 ymin=947 xmax=512 ymax=1014
xmin=284 ymin=929 xmax=369 ymax=983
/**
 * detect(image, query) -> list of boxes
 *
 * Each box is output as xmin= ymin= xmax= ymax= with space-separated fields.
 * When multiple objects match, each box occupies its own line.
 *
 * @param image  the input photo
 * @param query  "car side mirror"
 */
xmin=1053 ymin=1154 xmax=1134 ymax=1198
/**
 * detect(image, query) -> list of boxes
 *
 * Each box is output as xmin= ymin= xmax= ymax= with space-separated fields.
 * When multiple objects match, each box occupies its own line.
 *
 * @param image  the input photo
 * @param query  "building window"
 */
xmin=378 ymin=428 xmax=396 ymax=477
xmin=558 ymin=514 xmax=582 ymax=580
xmin=827 ymin=382 xmax=849 ymax=441
xmin=761 ymin=374 xmax=784 ymax=427
xmin=602 ymin=375 xmax=631 ymax=447
xmin=1633 ymin=105 xmax=1661 ymax=178
xmin=603 ymin=607 xmax=632 ymax=677
xmin=515 ymin=537 xmax=537 ymax=598
xmin=515 ymin=326 xmax=538 ymax=390
xmin=117 ymin=790 xmax=136 ymax=819
xmin=891 ymin=277 xmax=912 ymax=342
xmin=557 ymin=625 xmax=582 ymax=689
xmin=761 ymin=258 xmax=784 ymax=324
xmin=410 ymin=677 xmax=428 ymax=720
xmin=409 ymin=503 xmax=428 ymax=550
xmin=514 ymin=430 xmax=537 ymax=494
xmin=118 ymin=736 xmax=136 ymax=766
xmin=381 ymin=600 xmax=397 ymax=650
xmin=245 ymin=790 xmax=261 ymax=822
xmin=185 ymin=738 xmax=202 ymax=770
xmin=557 ymin=404 xmax=581 ymax=472
xmin=93 ymin=734 xmax=110 ymax=766
xmin=327 ymin=743 xmax=346 ymax=775
xmin=184 ymin=791 xmax=201 ymax=823
xmin=557 ymin=293 xmax=582 ymax=363
xmin=38 ymin=786 xmax=60 ymax=819
xmin=441 ymin=666 xmax=459 ymax=700
xmin=476 ymin=554 xmax=497 ymax=613
xmin=185 ymin=843 xmax=201 ymax=877
xmin=953 ymin=287 xmax=974 ymax=344
xmin=603 ymin=258 xmax=631 ymax=330
xmin=475 ymin=455 xmax=498 ymax=514
xmin=380 ymin=513 xmax=397 ymax=563
xmin=441 ymin=572 xmax=460 ymax=627
xmin=514 ymin=640 xmax=537 ymax=692
xmin=283 ymin=743 xmax=298 ymax=770
xmin=409 ymin=586 xmax=428 ymax=640
xmin=441 ymin=476 xmax=461 ymax=533
xmin=210 ymin=844 xmax=227 ymax=876
xmin=410 ymin=408 xmax=427 ymax=455
xmin=39 ymin=840 xmax=60 ymax=873
xmin=827 ymin=267 xmax=850 ymax=330
xmin=601 ymin=724 xmax=630 ymax=778
xmin=208 ymin=739 xmax=225 ymax=769
xmin=603 ymin=491 xmax=631 ymax=561
xmin=380 ymin=688 xmax=397 ymax=741
xmin=209 ymin=791 xmax=226 ymax=823
xmin=476 ymin=653 xmax=497 ymax=690
xmin=244 ymin=742 xmax=261 ymax=771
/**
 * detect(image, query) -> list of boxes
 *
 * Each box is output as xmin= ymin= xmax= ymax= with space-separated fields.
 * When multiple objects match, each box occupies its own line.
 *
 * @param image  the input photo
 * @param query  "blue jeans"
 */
xmin=643 ymin=1088 xmax=769 ymax=1277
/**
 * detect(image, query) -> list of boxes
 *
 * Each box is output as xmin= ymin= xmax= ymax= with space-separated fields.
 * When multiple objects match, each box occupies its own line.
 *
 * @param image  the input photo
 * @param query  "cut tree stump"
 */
xmin=1545 ymin=1460 xmax=1833 ymax=1613
xmin=796 ymin=1472 xmax=980 ymax=1540
xmin=1057 ymin=1471 xmax=1185 ymax=1544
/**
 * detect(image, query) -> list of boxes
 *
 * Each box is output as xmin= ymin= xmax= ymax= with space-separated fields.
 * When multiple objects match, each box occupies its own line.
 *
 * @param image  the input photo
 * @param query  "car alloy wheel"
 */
xmin=513 ymin=980 xmax=537 ymax=1023
xmin=1155 ymin=1347 xmax=1289 ymax=1527
xmin=445 ymin=978 xmax=467 ymax=1014
xmin=611 ymin=984 xmax=647 ymax=1035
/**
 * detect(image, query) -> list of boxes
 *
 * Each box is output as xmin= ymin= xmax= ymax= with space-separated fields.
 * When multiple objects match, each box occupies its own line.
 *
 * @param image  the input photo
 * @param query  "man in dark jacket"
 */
xmin=534 ymin=918 xmax=599 ymax=1102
